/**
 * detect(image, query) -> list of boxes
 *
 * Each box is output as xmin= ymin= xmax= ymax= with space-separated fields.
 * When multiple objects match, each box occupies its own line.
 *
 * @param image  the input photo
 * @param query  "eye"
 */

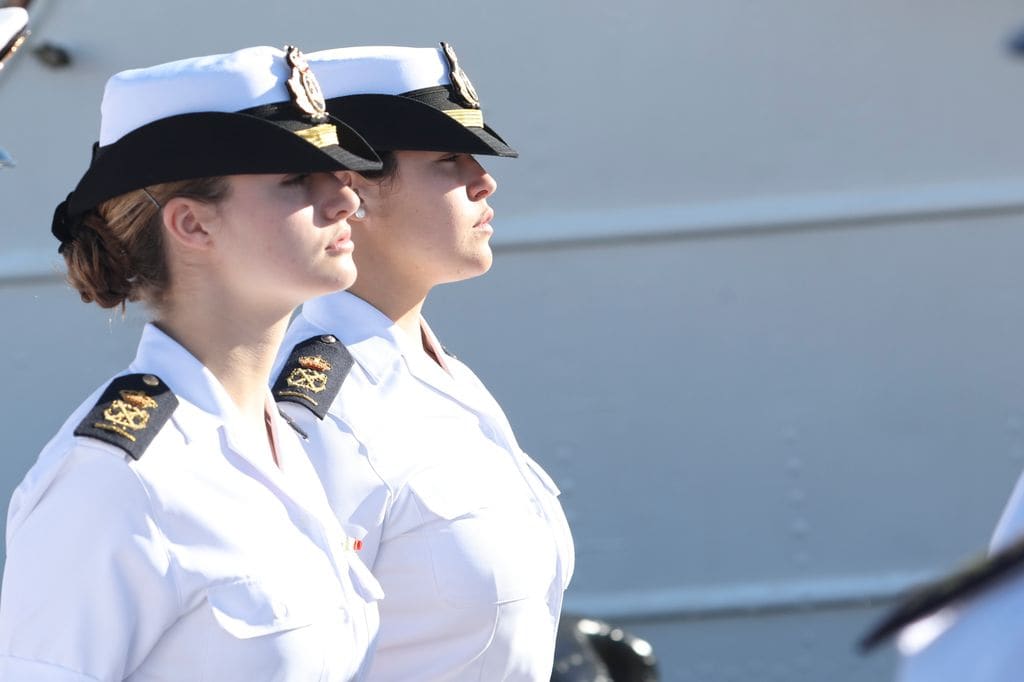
xmin=438 ymin=153 xmax=460 ymax=163
xmin=281 ymin=173 xmax=311 ymax=186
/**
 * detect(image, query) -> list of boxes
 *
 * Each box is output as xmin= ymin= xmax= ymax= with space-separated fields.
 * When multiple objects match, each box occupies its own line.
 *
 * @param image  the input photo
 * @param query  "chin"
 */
xmin=472 ymin=243 xmax=494 ymax=271
xmin=316 ymin=264 xmax=359 ymax=296
xmin=458 ymin=255 xmax=493 ymax=283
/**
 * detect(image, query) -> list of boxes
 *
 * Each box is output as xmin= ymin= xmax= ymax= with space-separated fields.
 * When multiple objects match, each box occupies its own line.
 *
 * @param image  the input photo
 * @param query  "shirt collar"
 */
xmin=300 ymin=291 xmax=431 ymax=383
xmin=127 ymin=323 xmax=253 ymax=444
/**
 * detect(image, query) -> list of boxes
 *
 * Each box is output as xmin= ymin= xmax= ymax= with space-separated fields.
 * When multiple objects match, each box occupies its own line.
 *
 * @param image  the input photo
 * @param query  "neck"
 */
xmin=347 ymin=279 xmax=429 ymax=347
xmin=155 ymin=296 xmax=292 ymax=421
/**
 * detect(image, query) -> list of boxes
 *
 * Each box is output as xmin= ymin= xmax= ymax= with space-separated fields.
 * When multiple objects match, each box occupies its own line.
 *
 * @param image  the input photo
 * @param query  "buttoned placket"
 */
xmin=131 ymin=325 xmax=362 ymax=602
xmin=305 ymin=293 xmax=569 ymax=590
xmin=241 ymin=407 xmax=376 ymax=609
xmin=408 ymin=324 xmax=570 ymax=588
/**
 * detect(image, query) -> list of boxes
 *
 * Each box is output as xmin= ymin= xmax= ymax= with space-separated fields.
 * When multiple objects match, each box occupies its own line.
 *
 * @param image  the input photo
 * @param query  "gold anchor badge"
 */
xmin=95 ymin=390 xmax=159 ymax=442
xmin=280 ymin=355 xmax=332 ymax=405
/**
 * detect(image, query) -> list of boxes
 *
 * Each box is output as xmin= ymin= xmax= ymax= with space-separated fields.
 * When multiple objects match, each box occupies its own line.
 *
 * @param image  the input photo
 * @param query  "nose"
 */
xmin=323 ymin=171 xmax=360 ymax=219
xmin=466 ymin=158 xmax=497 ymax=201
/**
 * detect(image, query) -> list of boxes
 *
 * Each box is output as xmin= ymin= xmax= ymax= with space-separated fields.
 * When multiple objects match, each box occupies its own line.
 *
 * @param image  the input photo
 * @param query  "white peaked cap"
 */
xmin=0 ymin=7 xmax=27 ymax=49
xmin=54 ymin=44 xmax=382 ymax=238
xmin=303 ymin=43 xmax=518 ymax=158
xmin=307 ymin=45 xmax=450 ymax=98
xmin=99 ymin=46 xmax=296 ymax=146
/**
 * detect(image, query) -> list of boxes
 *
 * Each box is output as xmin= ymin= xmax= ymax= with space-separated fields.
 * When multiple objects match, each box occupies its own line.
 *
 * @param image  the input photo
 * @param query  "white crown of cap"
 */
xmin=306 ymin=46 xmax=450 ymax=99
xmin=0 ymin=7 xmax=28 ymax=46
xmin=99 ymin=45 xmax=296 ymax=146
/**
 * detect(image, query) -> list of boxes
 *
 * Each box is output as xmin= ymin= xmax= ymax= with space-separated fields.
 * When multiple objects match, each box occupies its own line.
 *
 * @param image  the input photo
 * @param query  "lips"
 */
xmin=475 ymin=208 xmax=494 ymax=228
xmin=327 ymin=229 xmax=353 ymax=252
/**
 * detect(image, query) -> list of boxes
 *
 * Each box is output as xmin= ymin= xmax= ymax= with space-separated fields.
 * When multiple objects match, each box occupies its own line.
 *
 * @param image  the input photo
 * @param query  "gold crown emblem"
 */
xmin=119 ymin=390 xmax=159 ymax=410
xmin=298 ymin=355 xmax=332 ymax=372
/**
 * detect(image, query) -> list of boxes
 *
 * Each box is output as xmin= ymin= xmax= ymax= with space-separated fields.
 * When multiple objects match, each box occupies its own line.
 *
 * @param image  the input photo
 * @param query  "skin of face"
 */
xmin=352 ymin=151 xmax=498 ymax=294
xmin=201 ymin=171 xmax=361 ymax=312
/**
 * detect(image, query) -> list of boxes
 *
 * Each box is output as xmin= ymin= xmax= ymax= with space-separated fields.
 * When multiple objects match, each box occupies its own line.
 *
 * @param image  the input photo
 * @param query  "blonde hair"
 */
xmin=62 ymin=177 xmax=229 ymax=309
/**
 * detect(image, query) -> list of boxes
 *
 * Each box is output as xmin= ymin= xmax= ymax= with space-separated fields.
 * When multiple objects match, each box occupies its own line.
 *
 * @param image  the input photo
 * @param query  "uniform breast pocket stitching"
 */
xmin=206 ymin=579 xmax=321 ymax=639
xmin=409 ymin=469 xmax=497 ymax=521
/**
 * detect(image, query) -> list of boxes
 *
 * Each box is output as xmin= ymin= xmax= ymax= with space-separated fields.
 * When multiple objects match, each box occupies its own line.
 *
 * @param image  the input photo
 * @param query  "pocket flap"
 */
xmin=207 ymin=579 xmax=316 ymax=639
xmin=408 ymin=465 xmax=496 ymax=520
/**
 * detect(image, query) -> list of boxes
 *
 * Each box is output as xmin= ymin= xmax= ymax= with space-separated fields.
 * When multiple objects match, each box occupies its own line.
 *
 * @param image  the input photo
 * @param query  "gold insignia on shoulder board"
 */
xmin=96 ymin=389 xmax=157 ymax=441
xmin=441 ymin=42 xmax=481 ymax=110
xmin=286 ymin=355 xmax=332 ymax=394
xmin=284 ymin=45 xmax=328 ymax=121
xmin=272 ymin=336 xmax=353 ymax=419
xmin=75 ymin=374 xmax=177 ymax=459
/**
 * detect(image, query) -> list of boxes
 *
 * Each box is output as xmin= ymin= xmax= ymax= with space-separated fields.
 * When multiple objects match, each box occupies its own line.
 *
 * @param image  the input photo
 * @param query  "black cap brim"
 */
xmin=325 ymin=93 xmax=518 ymax=158
xmin=68 ymin=111 xmax=381 ymax=216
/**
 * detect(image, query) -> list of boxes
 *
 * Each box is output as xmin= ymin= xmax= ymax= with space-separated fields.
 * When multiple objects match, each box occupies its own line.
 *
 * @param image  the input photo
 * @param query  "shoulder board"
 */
xmin=859 ymin=533 xmax=1024 ymax=651
xmin=73 ymin=373 xmax=178 ymax=461
xmin=272 ymin=334 xmax=353 ymax=419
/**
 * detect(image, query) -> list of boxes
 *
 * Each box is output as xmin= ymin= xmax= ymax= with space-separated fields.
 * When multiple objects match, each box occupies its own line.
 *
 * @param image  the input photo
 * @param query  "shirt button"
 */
xmin=270 ymin=598 xmax=289 ymax=618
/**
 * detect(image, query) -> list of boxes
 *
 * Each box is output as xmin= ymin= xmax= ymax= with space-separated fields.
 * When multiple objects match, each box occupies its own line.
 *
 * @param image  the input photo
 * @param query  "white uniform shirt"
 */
xmin=276 ymin=292 xmax=575 ymax=681
xmin=0 ymin=324 xmax=382 ymax=682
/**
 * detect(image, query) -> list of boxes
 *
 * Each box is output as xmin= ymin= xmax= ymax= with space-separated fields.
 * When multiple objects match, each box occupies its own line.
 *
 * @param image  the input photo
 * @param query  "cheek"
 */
xmin=429 ymin=199 xmax=465 ymax=237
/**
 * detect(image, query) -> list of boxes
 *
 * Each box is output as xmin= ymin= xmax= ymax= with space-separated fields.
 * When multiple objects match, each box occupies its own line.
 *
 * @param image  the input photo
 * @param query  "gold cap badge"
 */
xmin=285 ymin=45 xmax=328 ymax=121
xmin=441 ymin=42 xmax=481 ymax=110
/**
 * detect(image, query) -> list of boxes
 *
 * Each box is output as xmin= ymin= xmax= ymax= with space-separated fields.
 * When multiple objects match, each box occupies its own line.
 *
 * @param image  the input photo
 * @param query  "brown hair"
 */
xmin=62 ymin=177 xmax=229 ymax=309
xmin=359 ymin=151 xmax=399 ymax=186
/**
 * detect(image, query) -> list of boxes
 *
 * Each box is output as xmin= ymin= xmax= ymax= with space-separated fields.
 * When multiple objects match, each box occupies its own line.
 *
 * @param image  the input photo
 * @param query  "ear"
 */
xmin=160 ymin=197 xmax=218 ymax=251
xmin=348 ymin=173 xmax=380 ymax=225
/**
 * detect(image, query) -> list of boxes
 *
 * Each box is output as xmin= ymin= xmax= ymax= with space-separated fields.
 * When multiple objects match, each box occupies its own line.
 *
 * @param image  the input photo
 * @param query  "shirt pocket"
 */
xmin=201 ymin=579 xmax=337 ymax=681
xmin=207 ymin=579 xmax=319 ymax=639
xmin=408 ymin=464 xmax=558 ymax=609
xmin=522 ymin=453 xmax=576 ymax=589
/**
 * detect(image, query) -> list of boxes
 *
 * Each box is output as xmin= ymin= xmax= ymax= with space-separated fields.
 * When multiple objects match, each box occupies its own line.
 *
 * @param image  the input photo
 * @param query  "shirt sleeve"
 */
xmin=0 ymin=444 xmax=181 ymax=680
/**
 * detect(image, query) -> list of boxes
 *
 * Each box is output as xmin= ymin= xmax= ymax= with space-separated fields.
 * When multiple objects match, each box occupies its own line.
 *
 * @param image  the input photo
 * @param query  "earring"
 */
xmin=355 ymin=206 xmax=366 ymax=219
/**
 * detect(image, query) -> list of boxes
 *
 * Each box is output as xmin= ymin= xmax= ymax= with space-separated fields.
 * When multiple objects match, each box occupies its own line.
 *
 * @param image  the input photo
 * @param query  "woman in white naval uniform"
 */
xmin=0 ymin=46 xmax=385 ymax=681
xmin=273 ymin=45 xmax=574 ymax=681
